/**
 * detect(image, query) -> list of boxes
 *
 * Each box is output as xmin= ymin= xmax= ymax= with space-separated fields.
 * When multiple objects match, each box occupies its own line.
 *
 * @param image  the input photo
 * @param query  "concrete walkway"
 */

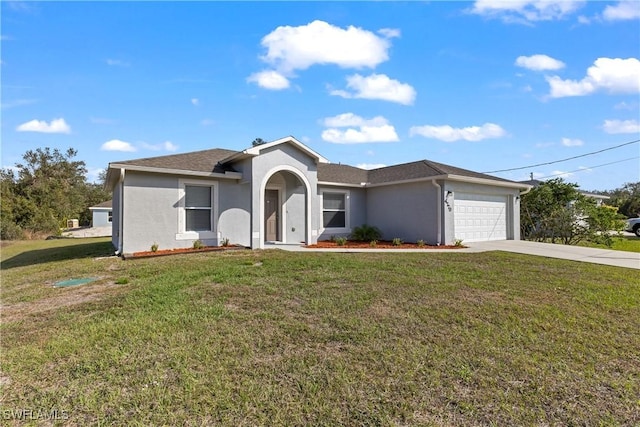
xmin=271 ymin=240 xmax=640 ymax=270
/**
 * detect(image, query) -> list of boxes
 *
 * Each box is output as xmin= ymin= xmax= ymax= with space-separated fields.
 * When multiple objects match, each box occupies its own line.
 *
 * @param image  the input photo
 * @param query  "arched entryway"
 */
xmin=258 ymin=166 xmax=311 ymax=249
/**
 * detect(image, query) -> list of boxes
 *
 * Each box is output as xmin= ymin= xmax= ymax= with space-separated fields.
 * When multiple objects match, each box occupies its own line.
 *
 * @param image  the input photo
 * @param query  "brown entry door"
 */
xmin=265 ymin=189 xmax=279 ymax=242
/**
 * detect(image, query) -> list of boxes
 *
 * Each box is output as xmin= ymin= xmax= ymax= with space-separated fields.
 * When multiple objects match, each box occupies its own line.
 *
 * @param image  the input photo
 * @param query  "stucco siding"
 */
xmin=218 ymin=180 xmax=251 ymax=247
xmin=250 ymin=143 xmax=319 ymax=248
xmin=366 ymin=182 xmax=439 ymax=243
xmin=111 ymin=183 xmax=121 ymax=249
xmin=92 ymin=209 xmax=111 ymax=227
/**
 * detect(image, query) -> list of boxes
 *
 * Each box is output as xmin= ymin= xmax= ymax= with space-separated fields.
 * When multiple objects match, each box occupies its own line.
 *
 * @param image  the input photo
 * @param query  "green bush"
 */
xmin=193 ymin=240 xmax=204 ymax=250
xmin=416 ymin=239 xmax=425 ymax=247
xmin=350 ymin=224 xmax=382 ymax=242
xmin=392 ymin=237 xmax=403 ymax=246
xmin=335 ymin=237 xmax=348 ymax=246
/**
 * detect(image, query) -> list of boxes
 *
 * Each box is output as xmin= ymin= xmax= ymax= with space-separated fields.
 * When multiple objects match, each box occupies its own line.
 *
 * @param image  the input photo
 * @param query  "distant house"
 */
xmin=89 ymin=200 xmax=113 ymax=227
xmin=520 ymin=180 xmax=610 ymax=206
xmin=105 ymin=136 xmax=531 ymax=256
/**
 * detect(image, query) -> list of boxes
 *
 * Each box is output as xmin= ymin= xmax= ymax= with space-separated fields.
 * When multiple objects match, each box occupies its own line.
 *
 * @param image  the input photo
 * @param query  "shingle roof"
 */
xmin=91 ymin=200 xmax=112 ymax=209
xmin=111 ymin=147 xmax=519 ymax=187
xmin=317 ymin=163 xmax=369 ymax=185
xmin=111 ymin=148 xmax=239 ymax=173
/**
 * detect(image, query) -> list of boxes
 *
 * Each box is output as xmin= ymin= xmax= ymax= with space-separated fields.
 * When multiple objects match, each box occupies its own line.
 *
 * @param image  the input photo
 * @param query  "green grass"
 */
xmin=577 ymin=235 xmax=640 ymax=253
xmin=1 ymin=239 xmax=639 ymax=425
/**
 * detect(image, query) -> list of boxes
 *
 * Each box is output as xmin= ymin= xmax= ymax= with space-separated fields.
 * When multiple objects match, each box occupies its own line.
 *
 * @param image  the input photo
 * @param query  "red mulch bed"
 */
xmin=128 ymin=245 xmax=245 ymax=259
xmin=306 ymin=240 xmax=463 ymax=249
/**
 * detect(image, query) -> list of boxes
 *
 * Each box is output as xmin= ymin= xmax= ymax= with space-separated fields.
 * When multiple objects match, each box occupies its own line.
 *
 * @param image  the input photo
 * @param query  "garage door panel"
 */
xmin=454 ymin=193 xmax=507 ymax=242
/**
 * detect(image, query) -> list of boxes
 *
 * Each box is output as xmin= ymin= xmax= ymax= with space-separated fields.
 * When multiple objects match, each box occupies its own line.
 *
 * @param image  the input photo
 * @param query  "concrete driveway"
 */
xmin=466 ymin=240 xmax=640 ymax=270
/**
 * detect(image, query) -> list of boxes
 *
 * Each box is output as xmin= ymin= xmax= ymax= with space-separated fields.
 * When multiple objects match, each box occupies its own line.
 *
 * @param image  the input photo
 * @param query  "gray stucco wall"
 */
xmin=92 ymin=209 xmax=112 ymax=227
xmin=250 ymin=143 xmax=319 ymax=248
xmin=111 ymin=183 xmax=121 ymax=249
xmin=121 ymin=171 xmax=250 ymax=254
xmin=366 ymin=181 xmax=439 ymax=244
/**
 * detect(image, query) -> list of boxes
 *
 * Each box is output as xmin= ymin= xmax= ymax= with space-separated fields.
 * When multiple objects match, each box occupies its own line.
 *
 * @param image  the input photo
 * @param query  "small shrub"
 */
xmin=416 ymin=239 xmax=425 ymax=247
xmin=392 ymin=237 xmax=403 ymax=246
xmin=369 ymin=240 xmax=378 ymax=247
xmin=351 ymin=224 xmax=382 ymax=242
xmin=193 ymin=240 xmax=204 ymax=250
xmin=335 ymin=237 xmax=348 ymax=246
xmin=221 ymin=237 xmax=230 ymax=247
xmin=150 ymin=242 xmax=159 ymax=253
xmin=115 ymin=277 xmax=129 ymax=285
xmin=454 ymin=239 xmax=464 ymax=247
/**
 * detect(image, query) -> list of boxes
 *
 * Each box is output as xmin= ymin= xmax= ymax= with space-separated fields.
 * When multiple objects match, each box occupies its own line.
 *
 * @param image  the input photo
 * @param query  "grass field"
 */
xmin=1 ymin=238 xmax=639 ymax=426
xmin=578 ymin=235 xmax=640 ymax=253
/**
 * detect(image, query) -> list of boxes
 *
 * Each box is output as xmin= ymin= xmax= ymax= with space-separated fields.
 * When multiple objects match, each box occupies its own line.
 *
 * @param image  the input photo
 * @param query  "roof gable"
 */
xmin=220 ymin=136 xmax=330 ymax=164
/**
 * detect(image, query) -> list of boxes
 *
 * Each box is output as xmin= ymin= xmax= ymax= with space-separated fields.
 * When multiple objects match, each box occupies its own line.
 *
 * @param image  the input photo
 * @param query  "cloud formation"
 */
xmin=602 ymin=1 xmax=640 ymax=21
xmin=329 ymin=73 xmax=416 ymax=105
xmin=16 ymin=118 xmax=71 ymax=134
xmin=321 ymin=113 xmax=399 ymax=144
xmin=101 ymin=139 xmax=136 ymax=152
xmin=561 ymin=137 xmax=584 ymax=147
xmin=546 ymin=57 xmax=640 ymax=98
xmin=249 ymin=20 xmax=398 ymax=91
xmin=356 ymin=163 xmax=387 ymax=170
xmin=602 ymin=119 xmax=640 ymax=134
xmin=409 ymin=123 xmax=507 ymax=142
xmin=246 ymin=70 xmax=290 ymax=90
xmin=470 ymin=0 xmax=584 ymax=23
xmin=515 ymin=54 xmax=565 ymax=71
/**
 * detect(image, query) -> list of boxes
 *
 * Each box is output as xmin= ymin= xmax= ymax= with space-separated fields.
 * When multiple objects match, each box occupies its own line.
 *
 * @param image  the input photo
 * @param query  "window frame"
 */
xmin=176 ymin=179 xmax=218 ymax=241
xmin=321 ymin=190 xmax=350 ymax=233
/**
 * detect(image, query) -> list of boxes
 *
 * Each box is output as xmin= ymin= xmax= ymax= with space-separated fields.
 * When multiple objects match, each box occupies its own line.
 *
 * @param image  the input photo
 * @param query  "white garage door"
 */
xmin=454 ymin=193 xmax=507 ymax=242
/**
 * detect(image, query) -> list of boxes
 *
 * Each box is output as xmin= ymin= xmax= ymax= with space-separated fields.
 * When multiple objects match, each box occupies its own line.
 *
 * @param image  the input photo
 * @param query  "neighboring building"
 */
xmin=89 ymin=200 xmax=113 ymax=227
xmin=105 ymin=136 xmax=531 ymax=255
xmin=520 ymin=180 xmax=611 ymax=206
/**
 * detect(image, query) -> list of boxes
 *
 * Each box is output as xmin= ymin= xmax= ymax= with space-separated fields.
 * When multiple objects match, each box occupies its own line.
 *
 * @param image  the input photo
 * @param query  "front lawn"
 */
xmin=1 ymin=239 xmax=638 ymax=425
xmin=578 ymin=235 xmax=640 ymax=253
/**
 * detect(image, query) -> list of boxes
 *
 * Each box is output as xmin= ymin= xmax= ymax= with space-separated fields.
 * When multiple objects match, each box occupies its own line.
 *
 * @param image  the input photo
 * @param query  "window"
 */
xmin=322 ymin=192 xmax=347 ymax=229
xmin=108 ymin=211 xmax=113 ymax=222
xmin=185 ymin=185 xmax=212 ymax=231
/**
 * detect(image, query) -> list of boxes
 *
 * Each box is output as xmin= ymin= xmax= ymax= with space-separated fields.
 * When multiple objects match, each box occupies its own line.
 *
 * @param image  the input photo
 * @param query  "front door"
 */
xmin=265 ymin=189 xmax=279 ymax=242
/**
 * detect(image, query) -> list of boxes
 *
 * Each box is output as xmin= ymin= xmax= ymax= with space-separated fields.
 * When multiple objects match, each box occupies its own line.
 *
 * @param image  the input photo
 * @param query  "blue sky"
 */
xmin=2 ymin=1 xmax=639 ymax=191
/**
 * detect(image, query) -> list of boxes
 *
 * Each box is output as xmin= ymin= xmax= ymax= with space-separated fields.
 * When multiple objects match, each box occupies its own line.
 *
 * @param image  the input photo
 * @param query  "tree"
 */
xmin=597 ymin=182 xmax=640 ymax=218
xmin=520 ymin=178 xmax=623 ymax=246
xmin=0 ymin=147 xmax=111 ymax=239
xmin=251 ymin=138 xmax=267 ymax=147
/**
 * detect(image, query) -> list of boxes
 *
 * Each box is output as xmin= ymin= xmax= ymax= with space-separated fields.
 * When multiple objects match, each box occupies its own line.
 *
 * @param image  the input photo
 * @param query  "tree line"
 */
xmin=1 ymin=147 xmax=111 ymax=240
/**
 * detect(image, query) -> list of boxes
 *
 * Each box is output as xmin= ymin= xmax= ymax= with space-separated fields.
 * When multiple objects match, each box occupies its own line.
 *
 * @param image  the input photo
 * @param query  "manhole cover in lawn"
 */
xmin=54 ymin=278 xmax=97 ymax=288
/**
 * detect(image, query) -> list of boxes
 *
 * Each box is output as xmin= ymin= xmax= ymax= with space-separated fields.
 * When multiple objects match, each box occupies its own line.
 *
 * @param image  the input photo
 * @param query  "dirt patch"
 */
xmin=306 ymin=240 xmax=464 ymax=250
xmin=1 ymin=280 xmax=127 ymax=323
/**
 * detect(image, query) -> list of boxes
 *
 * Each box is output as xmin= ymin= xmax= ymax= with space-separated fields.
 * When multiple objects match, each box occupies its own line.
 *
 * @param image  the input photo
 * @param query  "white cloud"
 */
xmin=409 ymin=123 xmax=507 ymax=142
xmin=191 ymin=98 xmax=200 ymax=106
xmin=201 ymin=118 xmax=215 ymax=126
xmin=106 ymin=58 xmax=130 ymax=67
xmin=356 ymin=163 xmax=387 ymax=170
xmin=602 ymin=1 xmax=640 ymax=21
xmin=247 ymin=70 xmax=290 ymax=90
xmin=550 ymin=170 xmax=573 ymax=179
xmin=329 ymin=73 xmax=416 ymax=105
xmin=1 ymin=98 xmax=37 ymax=109
xmin=469 ymin=0 xmax=584 ymax=23
xmin=321 ymin=113 xmax=399 ymax=144
xmin=259 ymin=20 xmax=391 ymax=73
xmin=377 ymin=28 xmax=401 ymax=38
xmin=602 ymin=119 xmax=640 ymax=134
xmin=546 ymin=57 xmax=640 ymax=98
xmin=16 ymin=118 xmax=71 ymax=134
xmin=101 ymin=139 xmax=136 ymax=152
xmin=561 ymin=137 xmax=584 ymax=147
xmin=515 ymin=54 xmax=565 ymax=71
xmin=141 ymin=141 xmax=179 ymax=152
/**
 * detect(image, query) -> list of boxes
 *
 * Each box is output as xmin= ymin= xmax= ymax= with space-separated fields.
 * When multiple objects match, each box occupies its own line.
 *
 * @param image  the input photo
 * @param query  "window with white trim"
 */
xmin=184 ymin=185 xmax=213 ymax=231
xmin=322 ymin=191 xmax=348 ymax=229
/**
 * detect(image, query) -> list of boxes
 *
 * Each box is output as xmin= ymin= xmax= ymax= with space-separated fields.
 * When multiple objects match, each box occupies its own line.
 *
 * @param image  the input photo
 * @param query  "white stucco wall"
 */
xmin=111 ymin=183 xmax=121 ymax=250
